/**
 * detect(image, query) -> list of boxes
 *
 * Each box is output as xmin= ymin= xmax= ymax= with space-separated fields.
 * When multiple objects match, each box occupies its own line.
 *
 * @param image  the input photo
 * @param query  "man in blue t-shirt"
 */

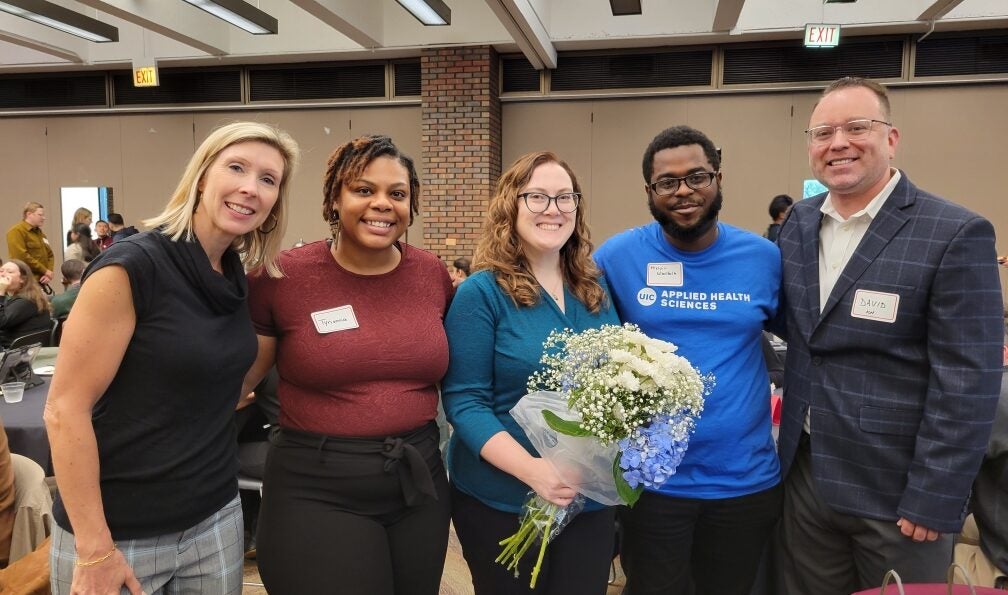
xmin=594 ymin=125 xmax=782 ymax=595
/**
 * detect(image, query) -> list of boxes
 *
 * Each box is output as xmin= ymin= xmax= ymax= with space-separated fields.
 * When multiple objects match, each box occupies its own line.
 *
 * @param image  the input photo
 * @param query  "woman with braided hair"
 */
xmin=244 ymin=134 xmax=453 ymax=594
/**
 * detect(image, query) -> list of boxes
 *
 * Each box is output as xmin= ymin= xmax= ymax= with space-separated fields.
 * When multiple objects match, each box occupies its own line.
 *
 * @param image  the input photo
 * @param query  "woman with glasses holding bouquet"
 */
xmin=442 ymin=151 xmax=620 ymax=594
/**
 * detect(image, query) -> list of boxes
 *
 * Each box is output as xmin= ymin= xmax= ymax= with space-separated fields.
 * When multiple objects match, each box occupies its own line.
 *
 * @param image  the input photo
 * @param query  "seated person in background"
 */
xmin=0 ymin=418 xmax=15 ymax=568
xmin=963 ymin=369 xmax=1008 ymax=587
xmin=235 ymin=368 xmax=279 ymax=559
xmin=236 ymin=368 xmax=279 ymax=479
xmin=764 ymin=194 xmax=793 ymax=242
xmin=0 ymin=259 xmax=52 ymax=348
xmin=51 ymin=260 xmax=85 ymax=319
xmin=762 ymin=332 xmax=785 ymax=389
xmin=63 ymin=224 xmax=98 ymax=264
xmin=449 ymin=256 xmax=470 ymax=288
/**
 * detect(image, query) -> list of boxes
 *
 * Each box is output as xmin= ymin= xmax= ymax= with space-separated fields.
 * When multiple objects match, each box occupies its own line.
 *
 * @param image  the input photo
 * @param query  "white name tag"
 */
xmin=646 ymin=262 xmax=684 ymax=287
xmin=311 ymin=305 xmax=359 ymax=334
xmin=850 ymin=289 xmax=899 ymax=323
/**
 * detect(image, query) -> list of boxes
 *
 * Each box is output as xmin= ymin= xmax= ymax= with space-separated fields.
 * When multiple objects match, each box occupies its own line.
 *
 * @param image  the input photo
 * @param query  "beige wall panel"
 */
xmin=502 ymin=101 xmax=594 ymax=175
xmin=786 ymin=91 xmax=823 ymax=199
xmin=118 ymin=113 xmax=198 ymax=228
xmin=588 ymin=97 xmax=689 ymax=243
xmin=893 ymin=85 xmax=1008 ymax=256
xmin=45 ymin=116 xmax=125 ymax=263
xmin=0 ymin=119 xmax=50 ymax=256
xmin=501 ymin=101 xmax=595 ymax=240
xmin=686 ymin=93 xmax=794 ymax=237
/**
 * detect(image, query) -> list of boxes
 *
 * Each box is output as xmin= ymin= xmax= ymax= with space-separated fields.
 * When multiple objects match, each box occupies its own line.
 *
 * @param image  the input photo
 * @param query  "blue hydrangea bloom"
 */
xmin=617 ymin=412 xmax=695 ymax=489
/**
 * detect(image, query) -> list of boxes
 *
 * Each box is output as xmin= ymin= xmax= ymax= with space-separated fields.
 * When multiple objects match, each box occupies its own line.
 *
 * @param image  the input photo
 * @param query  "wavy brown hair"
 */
xmin=4 ymin=259 xmax=51 ymax=314
xmin=474 ymin=151 xmax=606 ymax=313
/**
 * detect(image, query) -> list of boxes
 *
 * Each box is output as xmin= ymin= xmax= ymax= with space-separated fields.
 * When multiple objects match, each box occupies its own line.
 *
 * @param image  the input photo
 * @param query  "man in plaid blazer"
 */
xmin=773 ymin=76 xmax=1004 ymax=594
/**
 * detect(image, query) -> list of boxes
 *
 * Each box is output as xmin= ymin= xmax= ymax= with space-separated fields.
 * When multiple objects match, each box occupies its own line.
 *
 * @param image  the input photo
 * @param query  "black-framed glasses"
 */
xmin=648 ymin=171 xmax=718 ymax=197
xmin=805 ymin=119 xmax=891 ymax=145
xmin=518 ymin=192 xmax=581 ymax=213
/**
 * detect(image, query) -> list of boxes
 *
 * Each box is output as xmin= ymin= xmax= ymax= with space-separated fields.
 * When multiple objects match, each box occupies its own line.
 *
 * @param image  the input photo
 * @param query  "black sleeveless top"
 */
xmin=53 ymin=230 xmax=256 ymax=539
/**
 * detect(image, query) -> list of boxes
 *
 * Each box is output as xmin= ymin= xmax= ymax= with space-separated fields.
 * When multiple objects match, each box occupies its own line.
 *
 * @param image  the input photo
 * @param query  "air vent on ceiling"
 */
xmin=502 ymin=56 xmax=540 ymax=93
xmin=112 ymin=68 xmax=241 ymax=105
xmin=550 ymin=50 xmax=713 ymax=91
xmin=394 ymin=60 xmax=421 ymax=96
xmin=723 ymin=39 xmax=903 ymax=84
xmin=914 ymin=32 xmax=1008 ymax=77
xmin=249 ymin=63 xmax=385 ymax=101
xmin=0 ymin=73 xmax=106 ymax=109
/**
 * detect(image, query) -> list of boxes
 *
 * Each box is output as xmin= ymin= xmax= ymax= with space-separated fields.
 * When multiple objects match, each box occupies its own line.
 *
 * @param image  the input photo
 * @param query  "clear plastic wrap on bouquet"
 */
xmin=522 ymin=491 xmax=584 ymax=542
xmin=496 ymin=492 xmax=586 ymax=586
xmin=510 ymin=390 xmax=622 ymax=506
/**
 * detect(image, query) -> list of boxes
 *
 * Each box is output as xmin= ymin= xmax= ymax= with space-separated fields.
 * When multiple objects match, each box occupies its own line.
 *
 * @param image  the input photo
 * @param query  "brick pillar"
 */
xmin=421 ymin=45 xmax=501 ymax=265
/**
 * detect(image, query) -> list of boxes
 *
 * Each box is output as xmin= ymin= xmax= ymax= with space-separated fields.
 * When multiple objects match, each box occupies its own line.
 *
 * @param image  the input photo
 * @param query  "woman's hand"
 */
xmin=517 ymin=458 xmax=577 ymax=507
xmin=235 ymin=390 xmax=256 ymax=411
xmin=479 ymin=432 xmax=579 ymax=507
xmin=71 ymin=549 xmax=145 ymax=595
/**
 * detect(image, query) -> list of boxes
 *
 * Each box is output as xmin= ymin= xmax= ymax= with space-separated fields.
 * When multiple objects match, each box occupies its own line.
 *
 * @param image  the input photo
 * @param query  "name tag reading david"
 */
xmin=850 ymin=289 xmax=899 ymax=323
xmin=311 ymin=305 xmax=359 ymax=334
xmin=647 ymin=262 xmax=684 ymax=287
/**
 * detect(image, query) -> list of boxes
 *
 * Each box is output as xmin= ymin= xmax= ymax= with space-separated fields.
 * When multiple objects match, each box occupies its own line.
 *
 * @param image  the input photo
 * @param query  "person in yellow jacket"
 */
xmin=5 ymin=203 xmax=54 ymax=286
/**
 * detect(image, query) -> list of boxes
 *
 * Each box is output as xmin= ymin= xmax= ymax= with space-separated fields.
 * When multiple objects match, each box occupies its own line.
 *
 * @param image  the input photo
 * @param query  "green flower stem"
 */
xmin=496 ymin=500 xmax=561 ymax=587
xmin=529 ymin=514 xmax=553 ymax=588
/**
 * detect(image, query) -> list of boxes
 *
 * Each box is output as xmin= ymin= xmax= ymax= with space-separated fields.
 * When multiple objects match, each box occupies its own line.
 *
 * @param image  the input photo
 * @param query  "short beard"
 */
xmin=648 ymin=188 xmax=723 ymax=244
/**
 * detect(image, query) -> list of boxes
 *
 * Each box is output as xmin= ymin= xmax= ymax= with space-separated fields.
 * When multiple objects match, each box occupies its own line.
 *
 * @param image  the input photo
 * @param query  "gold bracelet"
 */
xmin=75 ymin=546 xmax=117 ymax=567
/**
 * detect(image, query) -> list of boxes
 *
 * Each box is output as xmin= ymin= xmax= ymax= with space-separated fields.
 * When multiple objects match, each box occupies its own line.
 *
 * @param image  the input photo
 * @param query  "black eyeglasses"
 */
xmin=518 ymin=192 xmax=581 ymax=213
xmin=648 ymin=171 xmax=718 ymax=197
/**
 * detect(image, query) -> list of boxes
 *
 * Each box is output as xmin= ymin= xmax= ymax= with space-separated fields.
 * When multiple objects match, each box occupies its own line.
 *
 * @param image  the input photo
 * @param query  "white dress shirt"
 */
xmin=805 ymin=169 xmax=902 ymax=434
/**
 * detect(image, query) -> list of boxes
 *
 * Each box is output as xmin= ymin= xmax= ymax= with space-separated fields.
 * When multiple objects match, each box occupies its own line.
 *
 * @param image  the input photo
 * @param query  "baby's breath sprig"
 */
xmin=527 ymin=323 xmax=707 ymax=445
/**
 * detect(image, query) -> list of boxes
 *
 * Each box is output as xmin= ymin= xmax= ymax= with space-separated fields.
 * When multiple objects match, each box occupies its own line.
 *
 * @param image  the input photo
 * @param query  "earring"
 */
xmin=259 ymin=212 xmax=278 ymax=234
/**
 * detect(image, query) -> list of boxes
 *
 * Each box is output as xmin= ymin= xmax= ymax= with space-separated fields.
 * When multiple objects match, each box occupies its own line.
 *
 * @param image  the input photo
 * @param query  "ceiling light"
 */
xmin=824 ymin=0 xmax=857 ymax=3
xmin=182 ymin=0 xmax=278 ymax=35
xmin=0 ymin=0 xmax=118 ymax=42
xmin=610 ymin=0 xmax=642 ymax=16
xmin=395 ymin=0 xmax=450 ymax=26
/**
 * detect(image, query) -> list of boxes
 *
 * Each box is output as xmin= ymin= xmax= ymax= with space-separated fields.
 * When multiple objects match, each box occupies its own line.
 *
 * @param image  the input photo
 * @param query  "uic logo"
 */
xmin=637 ymin=287 xmax=657 ymax=306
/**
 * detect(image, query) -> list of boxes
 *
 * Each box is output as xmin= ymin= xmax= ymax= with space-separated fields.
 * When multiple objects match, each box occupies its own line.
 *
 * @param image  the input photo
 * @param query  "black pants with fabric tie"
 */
xmin=257 ymin=423 xmax=451 ymax=595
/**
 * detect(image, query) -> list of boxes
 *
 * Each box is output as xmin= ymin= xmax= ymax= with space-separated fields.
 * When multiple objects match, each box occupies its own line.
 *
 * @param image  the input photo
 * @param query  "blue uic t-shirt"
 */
xmin=594 ymin=222 xmax=780 ymax=499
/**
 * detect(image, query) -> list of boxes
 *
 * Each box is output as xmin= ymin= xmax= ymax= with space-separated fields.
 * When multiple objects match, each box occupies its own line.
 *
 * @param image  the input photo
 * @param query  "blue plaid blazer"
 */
xmin=775 ymin=172 xmax=1003 ymax=533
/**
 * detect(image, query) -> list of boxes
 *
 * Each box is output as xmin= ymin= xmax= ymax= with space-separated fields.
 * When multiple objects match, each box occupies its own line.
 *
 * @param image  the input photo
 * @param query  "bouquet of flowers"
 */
xmin=499 ymin=322 xmax=711 ymax=587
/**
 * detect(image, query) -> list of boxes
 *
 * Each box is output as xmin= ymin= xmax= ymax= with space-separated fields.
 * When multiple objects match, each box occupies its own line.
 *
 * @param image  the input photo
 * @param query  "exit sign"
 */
xmin=133 ymin=65 xmax=159 ymax=87
xmin=804 ymin=24 xmax=841 ymax=48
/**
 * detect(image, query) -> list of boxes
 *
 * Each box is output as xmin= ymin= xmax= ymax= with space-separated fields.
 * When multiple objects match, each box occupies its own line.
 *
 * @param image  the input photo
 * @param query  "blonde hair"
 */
xmin=71 ymin=207 xmax=92 ymax=226
xmin=22 ymin=202 xmax=43 ymax=218
xmin=474 ymin=151 xmax=606 ymax=313
xmin=144 ymin=121 xmax=301 ymax=278
xmin=5 ymin=259 xmax=50 ymax=314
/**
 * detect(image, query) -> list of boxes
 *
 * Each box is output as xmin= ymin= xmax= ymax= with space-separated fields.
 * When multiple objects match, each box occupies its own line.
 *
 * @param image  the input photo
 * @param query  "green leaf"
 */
xmin=541 ymin=409 xmax=594 ymax=437
xmin=613 ymin=457 xmax=643 ymax=506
